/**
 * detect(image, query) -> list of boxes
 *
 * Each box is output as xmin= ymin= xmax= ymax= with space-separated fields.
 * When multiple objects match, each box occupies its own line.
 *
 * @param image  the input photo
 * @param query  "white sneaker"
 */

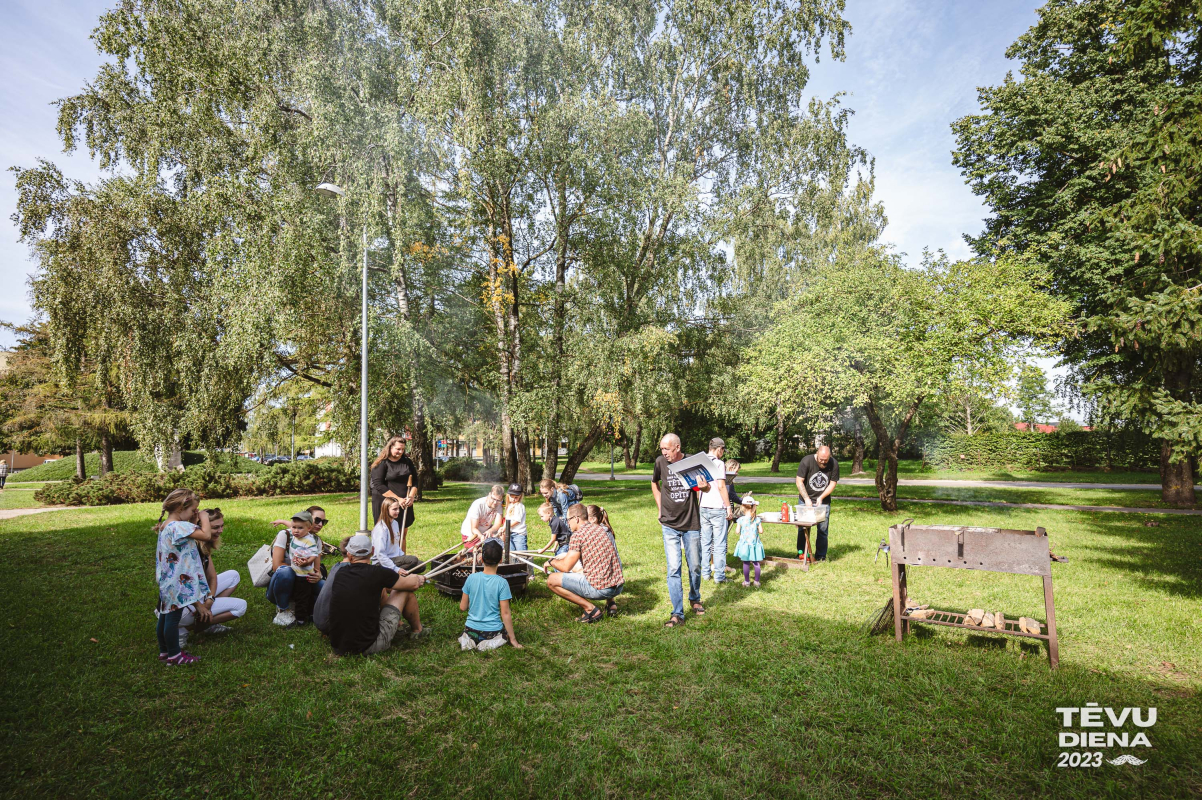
xmin=458 ymin=633 xmax=477 ymax=651
xmin=476 ymin=635 xmax=508 ymax=652
xmin=206 ymin=624 xmax=232 ymax=634
xmin=178 ymin=628 xmax=189 ymax=650
xmin=273 ymin=609 xmax=296 ymax=627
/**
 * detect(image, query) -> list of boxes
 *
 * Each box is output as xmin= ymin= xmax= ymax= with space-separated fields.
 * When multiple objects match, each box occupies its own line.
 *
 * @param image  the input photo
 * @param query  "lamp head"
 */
xmin=315 ymin=182 xmax=346 ymax=198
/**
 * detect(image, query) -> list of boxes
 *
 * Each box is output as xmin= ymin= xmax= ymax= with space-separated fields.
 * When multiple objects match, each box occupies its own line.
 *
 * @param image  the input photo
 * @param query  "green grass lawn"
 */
xmin=14 ymin=450 xmax=264 ymax=482
xmin=1 ymin=484 xmax=1199 ymax=798
xmin=0 ymin=483 xmax=50 ymax=510
xmin=577 ymin=458 xmax=1163 ymax=485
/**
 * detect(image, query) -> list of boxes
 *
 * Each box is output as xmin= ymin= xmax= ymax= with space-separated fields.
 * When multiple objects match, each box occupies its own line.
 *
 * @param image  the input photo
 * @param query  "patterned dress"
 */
xmin=157 ymin=520 xmax=211 ymax=612
xmin=733 ymin=515 xmax=765 ymax=562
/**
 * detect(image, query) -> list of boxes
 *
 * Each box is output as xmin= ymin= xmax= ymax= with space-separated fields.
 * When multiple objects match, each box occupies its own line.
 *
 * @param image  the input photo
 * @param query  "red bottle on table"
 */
xmin=781 ymin=502 xmax=790 ymax=522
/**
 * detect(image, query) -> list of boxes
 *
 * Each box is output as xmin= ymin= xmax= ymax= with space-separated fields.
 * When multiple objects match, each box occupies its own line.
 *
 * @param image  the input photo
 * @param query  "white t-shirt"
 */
xmin=461 ymin=496 xmax=500 ymax=540
xmin=504 ymin=499 xmax=527 ymax=536
xmin=698 ymin=454 xmax=728 ymax=509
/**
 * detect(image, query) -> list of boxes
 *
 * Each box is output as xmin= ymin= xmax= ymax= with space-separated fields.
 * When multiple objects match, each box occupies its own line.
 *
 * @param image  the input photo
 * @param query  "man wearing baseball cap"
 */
xmin=314 ymin=534 xmax=428 ymax=655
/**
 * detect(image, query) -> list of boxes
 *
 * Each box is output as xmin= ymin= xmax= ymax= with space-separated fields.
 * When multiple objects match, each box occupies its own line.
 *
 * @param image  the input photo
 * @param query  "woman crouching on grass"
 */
xmin=176 ymin=508 xmax=247 ymax=651
xmin=154 ymin=488 xmax=213 ymax=665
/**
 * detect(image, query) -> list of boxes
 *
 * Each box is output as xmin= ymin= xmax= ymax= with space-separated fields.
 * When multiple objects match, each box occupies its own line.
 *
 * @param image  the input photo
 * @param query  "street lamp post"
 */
xmin=316 ymin=182 xmax=371 ymax=534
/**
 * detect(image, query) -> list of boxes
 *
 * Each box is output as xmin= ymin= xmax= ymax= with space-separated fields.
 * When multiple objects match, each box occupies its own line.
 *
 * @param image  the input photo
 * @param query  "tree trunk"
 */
xmin=631 ymin=422 xmax=643 ymax=468
xmin=75 ymin=439 xmax=86 ymax=480
xmin=410 ymin=409 xmax=437 ymax=494
xmin=514 ymin=429 xmax=532 ymax=491
xmin=1160 ymin=440 xmax=1197 ymax=507
xmin=99 ymin=431 xmax=113 ymax=477
xmin=864 ymin=396 xmax=924 ymax=512
xmin=558 ymin=423 xmax=607 ymax=483
xmin=851 ymin=413 xmax=865 ymax=475
xmin=621 ymin=429 xmax=635 ymax=469
xmin=770 ymin=398 xmax=786 ymax=473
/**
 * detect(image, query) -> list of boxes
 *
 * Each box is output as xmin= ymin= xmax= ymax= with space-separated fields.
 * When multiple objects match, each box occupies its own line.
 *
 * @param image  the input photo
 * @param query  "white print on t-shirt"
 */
xmin=808 ymin=471 xmax=830 ymax=493
xmin=665 ymin=470 xmax=690 ymax=504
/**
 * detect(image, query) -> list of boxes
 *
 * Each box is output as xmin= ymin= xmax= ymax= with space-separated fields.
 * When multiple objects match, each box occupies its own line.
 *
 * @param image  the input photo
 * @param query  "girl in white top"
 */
xmin=460 ymin=484 xmax=505 ymax=549
xmin=503 ymin=483 xmax=528 ymax=552
xmin=371 ymin=496 xmax=409 ymax=572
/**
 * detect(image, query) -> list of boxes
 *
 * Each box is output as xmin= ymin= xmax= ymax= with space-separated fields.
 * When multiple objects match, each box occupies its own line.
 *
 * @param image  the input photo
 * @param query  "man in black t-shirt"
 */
xmin=795 ymin=446 xmax=839 ymax=562
xmin=651 ymin=433 xmax=709 ymax=627
xmin=315 ymin=534 xmax=427 ymax=655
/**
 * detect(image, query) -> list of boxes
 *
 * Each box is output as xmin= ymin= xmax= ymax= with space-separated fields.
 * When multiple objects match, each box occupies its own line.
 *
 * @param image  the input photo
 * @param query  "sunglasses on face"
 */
xmin=312 ymin=518 xmax=327 ymax=526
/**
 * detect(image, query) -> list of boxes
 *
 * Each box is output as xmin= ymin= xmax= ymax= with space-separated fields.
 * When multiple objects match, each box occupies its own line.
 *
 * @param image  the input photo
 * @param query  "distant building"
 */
xmin=1014 ymin=422 xmax=1093 ymax=433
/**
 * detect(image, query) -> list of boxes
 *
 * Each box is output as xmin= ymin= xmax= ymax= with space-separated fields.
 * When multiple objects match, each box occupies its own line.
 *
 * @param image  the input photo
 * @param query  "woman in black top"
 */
xmin=370 ymin=436 xmax=417 ymax=528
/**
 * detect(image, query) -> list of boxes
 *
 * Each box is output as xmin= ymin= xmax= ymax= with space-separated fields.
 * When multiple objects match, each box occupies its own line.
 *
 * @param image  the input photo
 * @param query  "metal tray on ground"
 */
xmin=428 ymin=554 xmax=531 ymax=599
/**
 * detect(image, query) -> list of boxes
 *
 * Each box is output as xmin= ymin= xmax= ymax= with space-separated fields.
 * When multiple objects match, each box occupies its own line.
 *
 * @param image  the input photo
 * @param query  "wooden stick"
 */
xmin=410 ymin=540 xmax=465 ymax=572
xmin=510 ymin=550 xmax=555 ymax=558
xmin=510 ymin=553 xmax=548 ymax=574
xmin=423 ymin=557 xmax=467 ymax=580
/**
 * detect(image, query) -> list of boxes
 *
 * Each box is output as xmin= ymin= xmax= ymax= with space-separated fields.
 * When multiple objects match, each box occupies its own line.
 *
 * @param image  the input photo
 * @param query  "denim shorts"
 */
xmin=559 ymin=572 xmax=623 ymax=600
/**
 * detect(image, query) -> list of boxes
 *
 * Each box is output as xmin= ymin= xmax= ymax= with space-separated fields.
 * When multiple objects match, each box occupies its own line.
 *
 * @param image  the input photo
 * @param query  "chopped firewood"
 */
xmin=994 ymin=612 xmax=1006 ymax=630
xmin=908 ymin=608 xmax=934 ymax=620
xmin=965 ymin=609 xmax=985 ymax=626
xmin=980 ymin=612 xmax=995 ymax=629
xmin=1019 ymin=617 xmax=1043 ymax=635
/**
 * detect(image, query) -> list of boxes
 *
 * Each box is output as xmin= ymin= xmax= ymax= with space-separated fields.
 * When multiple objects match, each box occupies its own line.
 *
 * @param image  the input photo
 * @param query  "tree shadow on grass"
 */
xmin=1070 ymin=515 xmax=1202 ymax=599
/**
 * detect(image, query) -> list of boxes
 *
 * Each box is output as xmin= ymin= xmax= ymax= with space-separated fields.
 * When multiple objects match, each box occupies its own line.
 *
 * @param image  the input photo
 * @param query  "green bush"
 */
xmin=926 ymin=431 xmax=1158 ymax=472
xmin=16 ymin=451 xmax=264 ymax=482
xmin=442 ymin=457 xmax=484 ymax=481
xmin=35 ymin=460 xmax=358 ymax=507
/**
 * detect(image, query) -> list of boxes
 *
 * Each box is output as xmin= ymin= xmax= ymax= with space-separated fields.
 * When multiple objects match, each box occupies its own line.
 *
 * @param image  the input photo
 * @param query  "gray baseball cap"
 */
xmin=291 ymin=510 xmax=314 ymax=523
xmin=346 ymin=534 xmax=372 ymax=557
xmin=709 ymin=437 xmax=726 ymax=450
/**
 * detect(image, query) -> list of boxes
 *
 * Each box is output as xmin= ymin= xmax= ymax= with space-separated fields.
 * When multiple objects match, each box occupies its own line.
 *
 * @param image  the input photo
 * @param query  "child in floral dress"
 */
xmin=155 ymin=488 xmax=213 ymax=665
xmin=733 ymin=494 xmax=765 ymax=588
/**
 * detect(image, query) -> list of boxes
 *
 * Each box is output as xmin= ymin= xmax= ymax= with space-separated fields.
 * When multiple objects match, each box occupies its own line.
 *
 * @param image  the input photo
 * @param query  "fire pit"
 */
xmin=427 ymin=553 xmax=531 ymax=599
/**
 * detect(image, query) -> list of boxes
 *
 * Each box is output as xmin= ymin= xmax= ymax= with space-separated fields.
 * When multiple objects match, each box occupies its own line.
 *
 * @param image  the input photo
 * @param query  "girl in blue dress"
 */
xmin=733 ymin=494 xmax=765 ymax=587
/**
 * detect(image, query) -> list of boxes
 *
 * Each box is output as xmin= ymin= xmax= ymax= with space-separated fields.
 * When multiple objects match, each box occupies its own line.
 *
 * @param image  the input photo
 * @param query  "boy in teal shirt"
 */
xmin=458 ymin=540 xmax=523 ymax=651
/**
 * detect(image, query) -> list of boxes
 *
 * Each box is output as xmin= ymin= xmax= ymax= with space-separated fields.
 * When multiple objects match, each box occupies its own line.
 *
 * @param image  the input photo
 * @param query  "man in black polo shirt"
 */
xmin=795 ymin=445 xmax=839 ymax=562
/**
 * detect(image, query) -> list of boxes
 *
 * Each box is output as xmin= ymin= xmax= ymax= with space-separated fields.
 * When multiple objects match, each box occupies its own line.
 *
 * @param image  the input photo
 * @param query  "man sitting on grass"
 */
xmin=546 ymin=504 xmax=625 ymax=623
xmin=457 ymin=540 xmax=523 ymax=651
xmin=314 ymin=534 xmax=427 ymax=656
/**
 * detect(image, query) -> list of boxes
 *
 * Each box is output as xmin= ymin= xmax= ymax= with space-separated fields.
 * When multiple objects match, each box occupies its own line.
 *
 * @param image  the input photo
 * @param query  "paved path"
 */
xmin=0 ymin=506 xmax=82 ymax=521
xmin=575 ymin=473 xmax=1197 ymax=492
xmin=575 ymin=475 xmax=1200 ymax=515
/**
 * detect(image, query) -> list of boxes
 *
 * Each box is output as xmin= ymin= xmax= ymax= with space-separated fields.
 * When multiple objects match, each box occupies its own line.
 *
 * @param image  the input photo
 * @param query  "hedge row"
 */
xmin=35 ymin=460 xmax=365 ymax=507
xmin=926 ymin=431 xmax=1159 ymax=472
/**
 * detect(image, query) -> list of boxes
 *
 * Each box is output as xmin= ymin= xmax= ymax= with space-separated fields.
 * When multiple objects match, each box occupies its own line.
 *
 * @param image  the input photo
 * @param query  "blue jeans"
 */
xmin=699 ymin=507 xmax=730 ymax=582
xmin=509 ymin=533 xmax=528 ymax=553
xmin=797 ymin=501 xmax=831 ymax=560
xmin=266 ymin=567 xmax=325 ymax=610
xmin=662 ymin=525 xmax=701 ymax=618
xmin=156 ymin=608 xmax=183 ymax=656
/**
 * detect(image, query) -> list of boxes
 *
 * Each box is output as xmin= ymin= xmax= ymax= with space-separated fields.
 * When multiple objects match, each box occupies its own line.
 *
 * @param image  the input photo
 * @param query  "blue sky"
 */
xmin=0 ymin=0 xmax=1059 ymax=397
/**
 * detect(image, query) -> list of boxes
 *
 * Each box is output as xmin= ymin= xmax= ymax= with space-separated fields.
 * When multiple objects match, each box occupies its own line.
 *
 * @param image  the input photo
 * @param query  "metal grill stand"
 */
xmin=889 ymin=522 xmax=1060 ymax=668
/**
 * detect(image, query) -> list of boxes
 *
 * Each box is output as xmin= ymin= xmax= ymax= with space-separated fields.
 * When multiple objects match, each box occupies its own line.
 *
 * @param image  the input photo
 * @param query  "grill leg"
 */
xmin=1043 ymin=574 xmax=1059 ymax=669
xmin=891 ymin=562 xmax=907 ymax=642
